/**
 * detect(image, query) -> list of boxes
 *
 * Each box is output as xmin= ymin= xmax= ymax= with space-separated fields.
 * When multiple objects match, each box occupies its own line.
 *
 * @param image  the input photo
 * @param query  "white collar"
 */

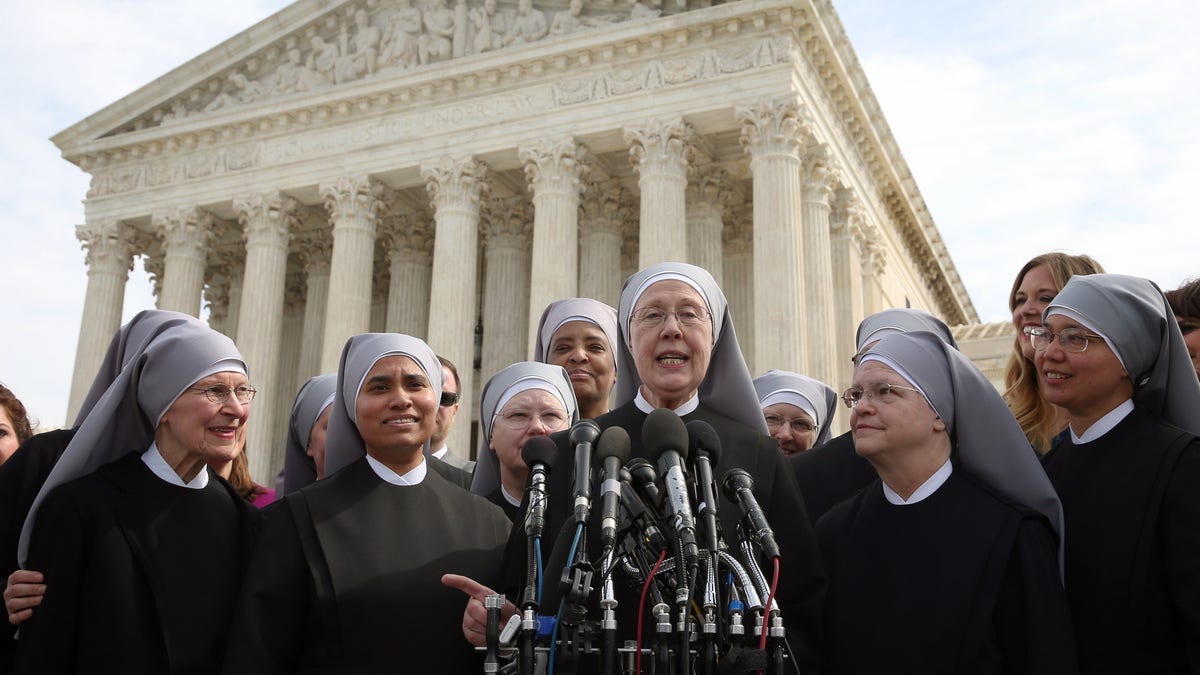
xmin=501 ymin=484 xmax=522 ymax=507
xmin=366 ymin=454 xmax=427 ymax=486
xmin=141 ymin=442 xmax=209 ymax=490
xmin=1070 ymin=399 xmax=1135 ymax=444
xmin=634 ymin=388 xmax=700 ymax=416
xmin=882 ymin=458 xmax=952 ymax=506
xmin=431 ymin=445 xmax=449 ymax=460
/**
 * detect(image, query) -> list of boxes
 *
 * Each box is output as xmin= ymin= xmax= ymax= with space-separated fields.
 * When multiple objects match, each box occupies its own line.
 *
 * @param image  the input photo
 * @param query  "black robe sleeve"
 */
xmin=1162 ymin=439 xmax=1200 ymax=669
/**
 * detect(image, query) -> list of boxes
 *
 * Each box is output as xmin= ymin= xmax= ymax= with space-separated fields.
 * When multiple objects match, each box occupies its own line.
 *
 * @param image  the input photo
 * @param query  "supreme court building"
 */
xmin=55 ymin=0 xmax=998 ymax=483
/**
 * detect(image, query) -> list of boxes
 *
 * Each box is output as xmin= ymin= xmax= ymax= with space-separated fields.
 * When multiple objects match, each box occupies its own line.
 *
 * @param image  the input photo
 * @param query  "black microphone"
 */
xmin=643 ymin=408 xmax=698 ymax=566
xmin=594 ymin=426 xmax=631 ymax=549
xmin=520 ymin=436 xmax=558 ymax=539
xmin=686 ymin=420 xmax=723 ymax=552
xmin=721 ymin=468 xmax=781 ymax=560
xmin=626 ymin=457 xmax=662 ymax=513
xmin=569 ymin=419 xmax=601 ymax=524
xmin=618 ymin=469 xmax=668 ymax=553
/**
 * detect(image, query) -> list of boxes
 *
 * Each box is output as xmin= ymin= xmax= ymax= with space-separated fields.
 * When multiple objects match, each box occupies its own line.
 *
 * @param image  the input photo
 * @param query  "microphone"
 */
xmin=618 ymin=469 xmax=668 ymax=553
xmin=595 ymin=426 xmax=632 ymax=549
xmin=520 ymin=436 xmax=558 ymax=539
xmin=569 ymin=419 xmax=601 ymax=524
xmin=686 ymin=420 xmax=723 ymax=552
xmin=721 ymin=469 xmax=781 ymax=560
xmin=626 ymin=457 xmax=662 ymax=513
xmin=643 ymin=408 xmax=698 ymax=566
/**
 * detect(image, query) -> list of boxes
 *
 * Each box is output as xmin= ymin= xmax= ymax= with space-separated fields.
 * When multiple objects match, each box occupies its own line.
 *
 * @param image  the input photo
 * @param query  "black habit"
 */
xmin=788 ymin=430 xmax=877 ymax=527
xmin=1042 ymin=406 xmax=1200 ymax=673
xmin=223 ymin=456 xmax=511 ymax=674
xmin=505 ymin=400 xmax=826 ymax=669
xmin=816 ymin=466 xmax=1077 ymax=675
xmin=13 ymin=452 xmax=261 ymax=675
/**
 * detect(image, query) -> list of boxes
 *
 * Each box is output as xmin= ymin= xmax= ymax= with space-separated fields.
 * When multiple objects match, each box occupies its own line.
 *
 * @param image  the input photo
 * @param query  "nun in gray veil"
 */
xmin=753 ymin=370 xmax=838 ymax=455
xmin=14 ymin=319 xmax=262 ymax=675
xmin=817 ymin=330 xmax=1076 ymax=674
xmin=224 ymin=333 xmax=510 ymax=674
xmin=792 ymin=307 xmax=961 ymax=526
xmin=533 ymin=298 xmax=619 ymax=420
xmin=279 ymin=373 xmax=337 ymax=495
xmin=1038 ymin=273 xmax=1200 ymax=671
xmin=517 ymin=262 xmax=826 ymax=669
xmin=470 ymin=361 xmax=577 ymax=521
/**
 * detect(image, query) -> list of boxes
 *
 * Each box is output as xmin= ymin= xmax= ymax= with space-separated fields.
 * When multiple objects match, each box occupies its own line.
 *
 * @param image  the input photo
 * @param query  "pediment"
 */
xmin=52 ymin=0 xmax=722 ymax=154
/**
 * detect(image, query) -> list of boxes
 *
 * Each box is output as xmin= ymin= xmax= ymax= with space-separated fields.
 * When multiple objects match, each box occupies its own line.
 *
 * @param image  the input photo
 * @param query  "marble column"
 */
xmin=153 ymin=207 xmax=213 ymax=316
xmin=204 ymin=245 xmax=245 ymax=337
xmin=481 ymin=196 xmax=532 ymax=380
xmin=687 ymin=166 xmax=730 ymax=286
xmin=423 ymin=156 xmax=489 ymax=457
xmin=318 ymin=175 xmax=386 ymax=371
xmin=295 ymin=231 xmax=332 ymax=381
xmin=272 ymin=288 xmax=306 ymax=476
xmin=830 ymin=188 xmax=866 ymax=383
xmin=520 ymin=139 xmax=588 ymax=354
xmin=233 ymin=192 xmax=296 ymax=483
xmin=225 ymin=265 xmax=245 ymax=340
xmin=66 ymin=220 xmax=133 ymax=421
xmin=862 ymin=231 xmax=887 ymax=316
xmin=578 ymin=181 xmax=629 ymax=308
xmin=800 ymin=144 xmax=839 ymax=386
xmin=737 ymin=100 xmax=808 ymax=374
xmin=625 ymin=118 xmax=693 ymax=268
xmin=721 ymin=210 xmax=756 ymax=372
xmin=370 ymin=261 xmax=389 ymax=333
xmin=620 ymin=218 xmax=639 ymax=288
xmin=383 ymin=212 xmax=434 ymax=339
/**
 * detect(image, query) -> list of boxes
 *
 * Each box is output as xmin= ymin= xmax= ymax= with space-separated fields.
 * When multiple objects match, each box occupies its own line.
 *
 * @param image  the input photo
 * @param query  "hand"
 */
xmin=441 ymin=573 xmax=516 ymax=647
xmin=4 ymin=570 xmax=46 ymax=626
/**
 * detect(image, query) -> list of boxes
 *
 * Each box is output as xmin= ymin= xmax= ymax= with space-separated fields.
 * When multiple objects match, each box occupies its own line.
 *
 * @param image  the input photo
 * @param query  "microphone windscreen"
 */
xmin=568 ymin=418 xmax=602 ymax=446
xmin=685 ymin=420 xmax=722 ymax=465
xmin=643 ymin=408 xmax=689 ymax=462
xmin=721 ymin=467 xmax=753 ymax=500
xmin=521 ymin=435 xmax=558 ymax=471
xmin=595 ymin=426 xmax=632 ymax=466
xmin=627 ymin=457 xmax=656 ymax=483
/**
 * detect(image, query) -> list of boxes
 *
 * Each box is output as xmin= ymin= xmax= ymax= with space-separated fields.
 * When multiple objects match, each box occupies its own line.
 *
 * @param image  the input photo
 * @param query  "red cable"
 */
xmin=758 ymin=556 xmax=781 ymax=674
xmin=636 ymin=549 xmax=668 ymax=675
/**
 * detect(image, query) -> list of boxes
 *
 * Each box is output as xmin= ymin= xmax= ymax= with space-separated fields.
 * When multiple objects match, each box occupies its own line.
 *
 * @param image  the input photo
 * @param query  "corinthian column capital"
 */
xmin=800 ymin=142 xmax=838 ymax=205
xmin=520 ymin=139 xmax=590 ymax=195
xmin=482 ymin=196 xmax=532 ymax=249
xmin=721 ymin=211 xmax=754 ymax=256
xmin=75 ymin=220 xmax=134 ymax=272
xmin=319 ymin=175 xmax=388 ymax=231
xmin=233 ymin=191 xmax=299 ymax=244
xmin=580 ymin=181 xmax=631 ymax=238
xmin=624 ymin=118 xmax=695 ymax=176
xmin=421 ymin=157 xmax=490 ymax=211
xmin=736 ymin=99 xmax=812 ymax=157
xmin=153 ymin=206 xmax=215 ymax=259
xmin=688 ymin=165 xmax=735 ymax=210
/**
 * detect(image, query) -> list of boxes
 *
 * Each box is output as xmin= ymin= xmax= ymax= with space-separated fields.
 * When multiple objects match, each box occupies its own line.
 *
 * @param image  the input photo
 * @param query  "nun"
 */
xmin=223 ymin=333 xmax=511 ymax=674
xmin=279 ymin=373 xmax=337 ymax=495
xmin=753 ymin=370 xmax=838 ymax=456
xmin=533 ymin=298 xmax=620 ymax=420
xmin=14 ymin=319 xmax=262 ymax=675
xmin=470 ymin=361 xmax=578 ymax=520
xmin=817 ymin=331 xmax=1076 ymax=674
xmin=790 ymin=307 xmax=960 ymax=525
xmin=1036 ymin=274 xmax=1200 ymax=672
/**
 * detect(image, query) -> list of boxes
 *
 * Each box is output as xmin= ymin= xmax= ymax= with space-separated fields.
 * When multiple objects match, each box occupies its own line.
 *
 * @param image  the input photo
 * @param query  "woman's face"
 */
xmin=489 ymin=390 xmax=570 ymax=480
xmin=0 ymin=407 xmax=20 ymax=465
xmin=548 ymin=320 xmax=616 ymax=410
xmin=763 ymin=403 xmax=817 ymax=456
xmin=1034 ymin=314 xmax=1133 ymax=426
xmin=157 ymin=371 xmax=250 ymax=466
xmin=307 ymin=405 xmax=333 ymax=480
xmin=629 ymin=280 xmax=713 ymax=408
xmin=849 ymin=361 xmax=945 ymax=461
xmin=1176 ymin=315 xmax=1200 ymax=381
xmin=355 ymin=355 xmax=438 ymax=455
xmin=1012 ymin=264 xmax=1059 ymax=361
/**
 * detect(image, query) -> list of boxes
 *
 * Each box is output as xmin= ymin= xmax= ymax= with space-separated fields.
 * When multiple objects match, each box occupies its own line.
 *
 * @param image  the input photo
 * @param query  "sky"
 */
xmin=1 ymin=0 xmax=1196 ymax=430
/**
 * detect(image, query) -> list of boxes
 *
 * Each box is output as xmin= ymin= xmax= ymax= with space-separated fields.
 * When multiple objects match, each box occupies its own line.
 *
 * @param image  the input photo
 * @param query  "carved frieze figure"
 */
xmin=504 ymin=0 xmax=548 ymax=46
xmin=307 ymin=34 xmax=339 ymax=86
xmin=452 ymin=0 xmax=470 ymax=57
xmin=380 ymin=0 xmax=423 ymax=69
xmin=549 ymin=0 xmax=587 ymax=35
xmin=470 ymin=0 xmax=508 ymax=53
xmin=204 ymin=73 xmax=267 ymax=113
xmin=339 ymin=9 xmax=382 ymax=81
xmin=419 ymin=0 xmax=456 ymax=65
xmin=273 ymin=46 xmax=320 ymax=94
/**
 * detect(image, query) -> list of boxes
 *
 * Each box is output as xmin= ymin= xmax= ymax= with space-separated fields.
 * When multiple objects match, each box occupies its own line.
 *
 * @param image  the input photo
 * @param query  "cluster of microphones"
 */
xmin=484 ymin=409 xmax=792 ymax=675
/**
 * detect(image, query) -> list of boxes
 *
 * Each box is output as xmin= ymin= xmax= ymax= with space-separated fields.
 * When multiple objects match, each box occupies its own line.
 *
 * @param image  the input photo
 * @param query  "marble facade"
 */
xmin=56 ymin=0 xmax=979 ymax=483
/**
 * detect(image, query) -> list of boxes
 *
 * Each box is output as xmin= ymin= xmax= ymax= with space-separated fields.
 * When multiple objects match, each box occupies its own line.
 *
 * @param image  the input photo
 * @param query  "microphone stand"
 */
xmin=599 ymin=548 xmax=618 ymax=675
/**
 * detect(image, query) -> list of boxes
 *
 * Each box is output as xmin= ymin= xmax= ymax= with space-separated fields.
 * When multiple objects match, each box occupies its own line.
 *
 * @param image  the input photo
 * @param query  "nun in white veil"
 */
xmin=533 ymin=298 xmax=619 ymax=420
xmin=753 ymin=370 xmax=838 ymax=456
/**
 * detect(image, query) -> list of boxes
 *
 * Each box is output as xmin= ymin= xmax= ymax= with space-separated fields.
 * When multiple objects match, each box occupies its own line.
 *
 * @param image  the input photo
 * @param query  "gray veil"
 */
xmin=856 ymin=308 xmax=958 ymax=352
xmin=752 ymin=370 xmax=839 ymax=447
xmin=532 ymin=298 xmax=620 ymax=368
xmin=616 ymin=262 xmax=766 ymax=434
xmin=281 ymin=373 xmax=337 ymax=494
xmin=323 ymin=333 xmax=443 ymax=478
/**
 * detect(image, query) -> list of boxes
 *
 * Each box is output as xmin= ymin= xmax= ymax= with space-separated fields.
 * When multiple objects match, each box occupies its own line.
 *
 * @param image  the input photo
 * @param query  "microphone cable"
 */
xmin=636 ymin=549 xmax=669 ymax=675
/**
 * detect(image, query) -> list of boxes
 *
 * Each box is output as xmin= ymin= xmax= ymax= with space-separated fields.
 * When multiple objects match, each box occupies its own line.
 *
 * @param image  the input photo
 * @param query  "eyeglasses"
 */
xmin=440 ymin=391 xmax=460 ymax=407
xmin=189 ymin=384 xmax=257 ymax=404
xmin=841 ymin=382 xmax=922 ymax=409
xmin=1028 ymin=327 xmax=1104 ymax=353
xmin=496 ymin=409 xmax=570 ymax=431
xmin=764 ymin=414 xmax=816 ymax=435
xmin=630 ymin=305 xmax=711 ymax=328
